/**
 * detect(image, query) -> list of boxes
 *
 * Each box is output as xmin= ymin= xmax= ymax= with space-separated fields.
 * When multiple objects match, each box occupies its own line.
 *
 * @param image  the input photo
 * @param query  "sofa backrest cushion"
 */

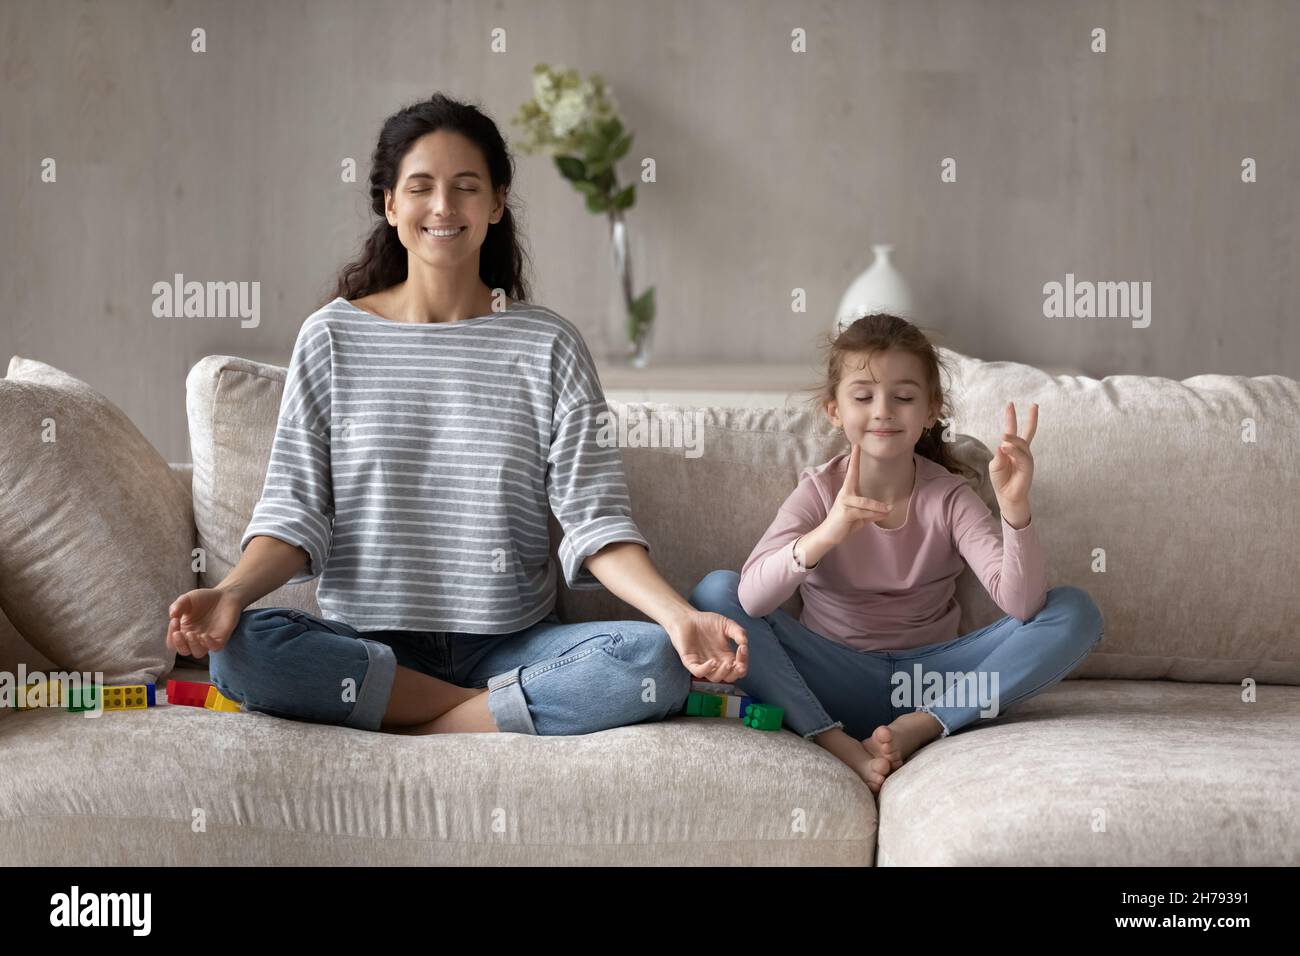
xmin=186 ymin=354 xmax=325 ymax=615
xmin=0 ymin=357 xmax=195 ymax=686
xmin=191 ymin=346 xmax=1299 ymax=686
xmin=941 ymin=350 xmax=1299 ymax=684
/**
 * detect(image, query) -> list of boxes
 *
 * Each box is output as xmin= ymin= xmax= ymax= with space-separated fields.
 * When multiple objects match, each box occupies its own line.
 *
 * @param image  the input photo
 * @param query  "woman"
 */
xmin=165 ymin=93 xmax=747 ymax=735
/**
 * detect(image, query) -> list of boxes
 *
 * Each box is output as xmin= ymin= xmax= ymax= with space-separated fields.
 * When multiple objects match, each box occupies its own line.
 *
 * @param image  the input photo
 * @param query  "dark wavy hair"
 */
xmin=802 ymin=313 xmax=977 ymax=482
xmin=323 ymin=92 xmax=533 ymax=306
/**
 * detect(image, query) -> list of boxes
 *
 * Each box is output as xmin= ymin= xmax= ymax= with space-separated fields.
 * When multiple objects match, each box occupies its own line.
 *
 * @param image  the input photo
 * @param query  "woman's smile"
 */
xmin=422 ymin=225 xmax=467 ymax=241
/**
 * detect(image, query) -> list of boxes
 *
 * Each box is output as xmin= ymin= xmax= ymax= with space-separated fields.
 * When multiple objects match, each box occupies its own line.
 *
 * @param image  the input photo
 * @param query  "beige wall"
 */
xmin=2 ymin=0 xmax=1297 ymax=463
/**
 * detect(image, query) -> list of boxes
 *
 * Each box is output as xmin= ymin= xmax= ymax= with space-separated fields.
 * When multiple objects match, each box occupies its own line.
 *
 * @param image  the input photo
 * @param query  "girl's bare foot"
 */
xmin=862 ymin=711 xmax=944 ymax=769
xmin=814 ymin=727 xmax=896 ymax=794
xmin=859 ymin=755 xmax=894 ymax=794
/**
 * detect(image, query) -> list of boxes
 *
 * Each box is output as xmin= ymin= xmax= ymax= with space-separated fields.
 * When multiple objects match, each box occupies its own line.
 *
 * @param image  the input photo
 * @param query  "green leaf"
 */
xmin=572 ymin=180 xmax=602 ymax=197
xmin=585 ymin=191 xmax=611 ymax=214
xmin=626 ymin=286 xmax=655 ymax=343
xmin=554 ymin=155 xmax=587 ymax=181
xmin=638 ymin=287 xmax=656 ymax=322
xmin=612 ymin=184 xmax=635 ymax=210
xmin=599 ymin=117 xmax=624 ymax=142
xmin=608 ymin=132 xmax=633 ymax=161
xmin=577 ymin=127 xmax=605 ymax=156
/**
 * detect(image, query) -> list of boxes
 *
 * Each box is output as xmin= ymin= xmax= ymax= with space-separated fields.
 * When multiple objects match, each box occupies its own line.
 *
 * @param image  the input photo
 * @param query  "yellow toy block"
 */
xmin=204 ymin=685 xmax=242 ymax=713
xmin=15 ymin=678 xmax=63 ymax=710
xmin=101 ymin=684 xmax=153 ymax=711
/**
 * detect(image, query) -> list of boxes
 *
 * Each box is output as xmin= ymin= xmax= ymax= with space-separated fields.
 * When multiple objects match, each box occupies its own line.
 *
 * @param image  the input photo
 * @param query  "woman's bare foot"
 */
xmin=862 ymin=711 xmax=944 ymax=769
xmin=814 ymin=727 xmax=896 ymax=794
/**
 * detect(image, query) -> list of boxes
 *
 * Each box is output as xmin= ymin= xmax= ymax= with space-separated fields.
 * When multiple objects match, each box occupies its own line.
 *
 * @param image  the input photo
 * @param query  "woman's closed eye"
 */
xmin=855 ymin=396 xmax=914 ymax=402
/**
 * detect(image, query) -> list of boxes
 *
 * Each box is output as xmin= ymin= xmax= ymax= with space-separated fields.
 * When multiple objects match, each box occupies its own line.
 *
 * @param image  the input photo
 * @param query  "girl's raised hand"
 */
xmin=824 ymin=442 xmax=894 ymax=545
xmin=989 ymin=401 xmax=1038 ymax=509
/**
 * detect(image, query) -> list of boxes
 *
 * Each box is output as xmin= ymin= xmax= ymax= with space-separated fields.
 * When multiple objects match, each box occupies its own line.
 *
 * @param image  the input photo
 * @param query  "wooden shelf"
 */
xmin=595 ymin=360 xmax=1086 ymax=406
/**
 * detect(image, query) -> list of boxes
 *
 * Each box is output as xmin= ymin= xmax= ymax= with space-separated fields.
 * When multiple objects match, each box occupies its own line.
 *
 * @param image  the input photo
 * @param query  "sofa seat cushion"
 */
xmin=0 ymin=703 xmax=875 ymax=865
xmin=876 ymin=679 xmax=1300 ymax=865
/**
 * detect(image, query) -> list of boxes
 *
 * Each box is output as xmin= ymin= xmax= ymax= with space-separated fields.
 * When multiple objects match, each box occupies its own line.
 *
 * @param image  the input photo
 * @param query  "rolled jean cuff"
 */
xmin=344 ymin=638 xmax=397 ymax=731
xmin=916 ymin=703 xmax=952 ymax=738
xmin=802 ymin=719 xmax=844 ymax=740
xmin=486 ymin=665 xmax=537 ymax=734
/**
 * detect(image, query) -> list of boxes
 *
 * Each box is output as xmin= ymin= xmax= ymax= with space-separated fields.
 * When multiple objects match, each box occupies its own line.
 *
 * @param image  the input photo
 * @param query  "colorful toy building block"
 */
xmin=15 ymin=677 xmax=63 ymax=710
xmin=685 ymin=691 xmax=725 ymax=717
xmin=15 ymin=680 xmax=157 ymax=713
xmin=685 ymin=690 xmax=766 ymax=721
xmin=65 ymin=684 xmax=102 ymax=712
xmin=166 ymin=679 xmax=213 ymax=708
xmin=101 ymin=684 xmax=156 ymax=710
xmin=721 ymin=694 xmax=760 ymax=719
xmin=203 ymin=685 xmax=241 ymax=713
xmin=742 ymin=703 xmax=784 ymax=731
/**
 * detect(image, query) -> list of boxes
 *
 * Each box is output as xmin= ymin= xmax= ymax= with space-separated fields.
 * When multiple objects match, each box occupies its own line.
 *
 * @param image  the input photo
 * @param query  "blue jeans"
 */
xmin=207 ymin=607 xmax=691 ymax=735
xmin=688 ymin=571 xmax=1104 ymax=740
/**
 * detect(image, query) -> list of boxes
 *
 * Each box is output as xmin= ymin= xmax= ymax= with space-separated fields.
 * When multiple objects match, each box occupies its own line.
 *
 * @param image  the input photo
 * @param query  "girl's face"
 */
xmin=826 ymin=350 xmax=940 ymax=458
xmin=384 ymin=129 xmax=506 ymax=269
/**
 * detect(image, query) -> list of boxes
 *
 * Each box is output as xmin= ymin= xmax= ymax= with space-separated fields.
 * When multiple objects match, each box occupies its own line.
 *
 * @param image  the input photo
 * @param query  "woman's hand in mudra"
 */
xmin=665 ymin=609 xmax=749 ymax=683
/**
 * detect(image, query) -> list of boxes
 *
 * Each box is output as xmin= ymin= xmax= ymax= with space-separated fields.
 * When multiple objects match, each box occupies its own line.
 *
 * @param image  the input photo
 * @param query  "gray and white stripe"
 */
xmin=239 ymin=298 xmax=648 ymax=634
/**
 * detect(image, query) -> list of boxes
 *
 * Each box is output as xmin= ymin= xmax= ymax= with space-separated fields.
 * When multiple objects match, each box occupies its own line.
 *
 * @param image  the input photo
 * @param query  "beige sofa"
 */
xmin=1 ymin=346 xmax=1297 ymax=865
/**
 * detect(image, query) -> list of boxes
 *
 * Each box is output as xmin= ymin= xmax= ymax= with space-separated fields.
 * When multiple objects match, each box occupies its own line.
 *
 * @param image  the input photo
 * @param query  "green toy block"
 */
xmin=65 ymin=683 xmax=102 ymax=712
xmin=684 ymin=691 xmax=726 ymax=717
xmin=742 ymin=702 xmax=784 ymax=731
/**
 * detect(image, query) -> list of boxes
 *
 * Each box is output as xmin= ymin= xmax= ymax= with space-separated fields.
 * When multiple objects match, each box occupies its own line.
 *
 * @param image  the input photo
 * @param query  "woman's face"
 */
xmin=826 ymin=350 xmax=939 ymax=459
xmin=384 ymin=129 xmax=506 ymax=269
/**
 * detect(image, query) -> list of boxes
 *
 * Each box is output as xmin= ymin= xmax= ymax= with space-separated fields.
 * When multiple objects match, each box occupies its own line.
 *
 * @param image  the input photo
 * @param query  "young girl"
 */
xmin=689 ymin=314 xmax=1104 ymax=793
xmin=165 ymin=93 xmax=746 ymax=736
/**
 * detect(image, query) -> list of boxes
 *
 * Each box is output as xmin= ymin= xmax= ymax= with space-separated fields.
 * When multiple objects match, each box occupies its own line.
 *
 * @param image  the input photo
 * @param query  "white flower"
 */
xmin=549 ymin=89 xmax=588 ymax=137
xmin=532 ymin=70 xmax=556 ymax=107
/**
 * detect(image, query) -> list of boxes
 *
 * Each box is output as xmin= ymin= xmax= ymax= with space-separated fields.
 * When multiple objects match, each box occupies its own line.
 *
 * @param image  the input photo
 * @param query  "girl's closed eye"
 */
xmin=855 ymin=396 xmax=915 ymax=402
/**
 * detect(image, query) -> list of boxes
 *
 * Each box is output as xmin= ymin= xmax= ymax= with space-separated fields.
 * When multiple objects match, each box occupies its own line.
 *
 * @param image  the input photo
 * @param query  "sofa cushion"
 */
xmin=0 ymin=608 xmax=58 ymax=725
xmin=188 ymin=344 xmax=1299 ymax=686
xmin=0 ymin=357 xmax=195 ymax=685
xmin=186 ymin=354 xmax=325 ymax=614
xmin=942 ymin=351 xmax=1300 ymax=683
xmin=0 ymin=701 xmax=874 ymax=865
xmin=876 ymin=679 xmax=1300 ymax=865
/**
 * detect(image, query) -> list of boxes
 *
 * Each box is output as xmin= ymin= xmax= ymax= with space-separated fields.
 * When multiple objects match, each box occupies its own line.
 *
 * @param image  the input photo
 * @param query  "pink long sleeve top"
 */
xmin=738 ymin=451 xmax=1048 ymax=652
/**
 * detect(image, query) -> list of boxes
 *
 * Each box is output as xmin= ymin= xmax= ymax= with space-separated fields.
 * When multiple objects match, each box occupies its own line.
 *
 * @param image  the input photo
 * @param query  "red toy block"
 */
xmin=166 ymin=679 xmax=212 ymax=708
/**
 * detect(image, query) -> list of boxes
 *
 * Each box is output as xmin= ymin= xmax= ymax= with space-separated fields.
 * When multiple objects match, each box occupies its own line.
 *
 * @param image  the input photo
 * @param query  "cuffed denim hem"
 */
xmin=916 ymin=704 xmax=952 ymax=738
xmin=802 ymin=719 xmax=844 ymax=740
xmin=344 ymin=638 xmax=397 ymax=731
xmin=486 ymin=664 xmax=537 ymax=734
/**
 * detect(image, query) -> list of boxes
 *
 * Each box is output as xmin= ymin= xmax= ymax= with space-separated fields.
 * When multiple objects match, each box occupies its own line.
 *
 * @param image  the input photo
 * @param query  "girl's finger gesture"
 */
xmin=825 ymin=442 xmax=893 ymax=544
xmin=989 ymin=401 xmax=1038 ymax=507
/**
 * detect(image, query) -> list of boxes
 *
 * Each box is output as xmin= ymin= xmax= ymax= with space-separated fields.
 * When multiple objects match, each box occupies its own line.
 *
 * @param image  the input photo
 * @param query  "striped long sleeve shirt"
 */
xmin=239 ymin=296 xmax=649 ymax=634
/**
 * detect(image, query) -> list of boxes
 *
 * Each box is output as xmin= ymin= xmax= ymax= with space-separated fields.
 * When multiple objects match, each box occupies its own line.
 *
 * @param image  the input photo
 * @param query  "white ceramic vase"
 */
xmin=834 ymin=243 xmax=914 ymax=335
